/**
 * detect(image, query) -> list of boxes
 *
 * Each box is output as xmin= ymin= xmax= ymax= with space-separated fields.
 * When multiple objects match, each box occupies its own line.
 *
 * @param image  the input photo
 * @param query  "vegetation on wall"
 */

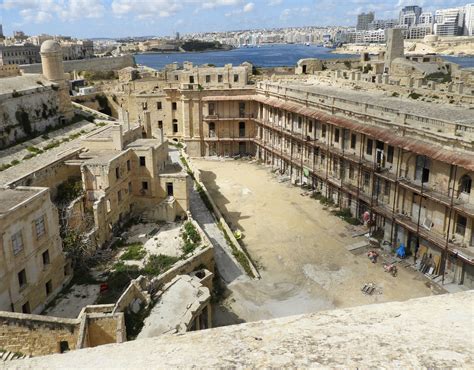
xmin=15 ymin=109 xmax=32 ymax=136
xmin=425 ymin=72 xmax=452 ymax=84
xmin=96 ymin=94 xmax=113 ymax=116
xmin=55 ymin=178 xmax=84 ymax=204
xmin=82 ymin=70 xmax=116 ymax=81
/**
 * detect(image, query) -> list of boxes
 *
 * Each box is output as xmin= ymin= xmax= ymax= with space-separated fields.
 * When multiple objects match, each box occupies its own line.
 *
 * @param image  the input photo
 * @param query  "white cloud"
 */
xmin=201 ymin=0 xmax=242 ymax=9
xmin=280 ymin=6 xmax=310 ymax=21
xmin=3 ymin=0 xmax=105 ymax=23
xmin=111 ymin=0 xmax=183 ymax=19
xmin=243 ymin=2 xmax=254 ymax=13
xmin=267 ymin=0 xmax=283 ymax=5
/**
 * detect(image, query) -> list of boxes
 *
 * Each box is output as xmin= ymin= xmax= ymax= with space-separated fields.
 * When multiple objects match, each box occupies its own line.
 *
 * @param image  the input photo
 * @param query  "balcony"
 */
xmin=203 ymin=113 xmax=255 ymax=121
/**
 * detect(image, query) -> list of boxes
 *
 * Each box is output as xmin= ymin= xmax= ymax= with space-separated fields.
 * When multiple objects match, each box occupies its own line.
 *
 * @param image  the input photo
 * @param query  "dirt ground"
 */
xmin=192 ymin=158 xmax=436 ymax=323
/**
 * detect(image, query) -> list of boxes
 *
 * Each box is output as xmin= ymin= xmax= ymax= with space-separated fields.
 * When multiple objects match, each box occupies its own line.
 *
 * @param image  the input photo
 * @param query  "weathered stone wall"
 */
xmin=20 ymin=55 xmax=135 ymax=74
xmin=0 ymin=87 xmax=63 ymax=149
xmin=6 ymin=150 xmax=82 ymax=198
xmin=0 ymin=312 xmax=79 ymax=356
xmin=0 ymin=307 xmax=125 ymax=357
xmin=149 ymin=245 xmax=215 ymax=291
xmin=86 ymin=313 xmax=125 ymax=347
xmin=113 ymin=279 xmax=150 ymax=314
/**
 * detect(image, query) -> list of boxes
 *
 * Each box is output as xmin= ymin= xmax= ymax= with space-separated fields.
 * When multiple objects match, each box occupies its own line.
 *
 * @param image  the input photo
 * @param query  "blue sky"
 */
xmin=0 ymin=0 xmax=469 ymax=38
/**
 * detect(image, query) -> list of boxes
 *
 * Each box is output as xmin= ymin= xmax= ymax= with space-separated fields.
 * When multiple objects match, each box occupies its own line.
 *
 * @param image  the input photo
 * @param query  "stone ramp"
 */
xmin=189 ymin=186 xmax=244 ymax=284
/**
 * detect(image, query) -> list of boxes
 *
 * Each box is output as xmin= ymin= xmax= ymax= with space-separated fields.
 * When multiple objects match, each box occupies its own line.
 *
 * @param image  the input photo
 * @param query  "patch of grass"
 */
xmin=219 ymin=222 xmax=255 ymax=279
xmin=142 ymin=254 xmax=179 ymax=276
xmin=43 ymin=140 xmax=61 ymax=150
xmin=196 ymin=184 xmax=214 ymax=213
xmin=68 ymin=132 xmax=82 ymax=140
xmin=425 ymin=71 xmax=452 ymax=83
xmin=95 ymin=122 xmax=107 ymax=127
xmin=11 ymin=159 xmax=20 ymax=166
xmin=27 ymin=146 xmax=43 ymax=154
xmin=391 ymin=92 xmax=399 ymax=97
xmin=332 ymin=208 xmax=361 ymax=225
xmin=181 ymin=221 xmax=202 ymax=255
xmin=0 ymin=163 xmax=12 ymax=172
xmin=408 ymin=92 xmax=421 ymax=100
xmin=120 ymin=243 xmax=146 ymax=261
xmin=319 ymin=195 xmax=335 ymax=206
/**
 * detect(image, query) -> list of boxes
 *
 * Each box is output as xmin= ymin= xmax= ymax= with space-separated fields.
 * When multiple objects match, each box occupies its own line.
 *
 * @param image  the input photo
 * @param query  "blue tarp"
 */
xmin=396 ymin=244 xmax=406 ymax=258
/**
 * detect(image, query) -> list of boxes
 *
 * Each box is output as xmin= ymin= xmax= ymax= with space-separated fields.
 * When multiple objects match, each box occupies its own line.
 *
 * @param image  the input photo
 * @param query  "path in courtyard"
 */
xmin=168 ymin=148 xmax=244 ymax=285
xmin=192 ymin=158 xmax=436 ymax=323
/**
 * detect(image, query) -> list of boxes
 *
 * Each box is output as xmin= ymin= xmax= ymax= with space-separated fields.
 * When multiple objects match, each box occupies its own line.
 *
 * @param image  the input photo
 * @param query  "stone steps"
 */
xmin=0 ymin=350 xmax=30 ymax=361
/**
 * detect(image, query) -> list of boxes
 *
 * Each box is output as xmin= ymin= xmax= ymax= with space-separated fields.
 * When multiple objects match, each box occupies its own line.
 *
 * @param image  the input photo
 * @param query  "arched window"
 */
xmin=459 ymin=175 xmax=472 ymax=194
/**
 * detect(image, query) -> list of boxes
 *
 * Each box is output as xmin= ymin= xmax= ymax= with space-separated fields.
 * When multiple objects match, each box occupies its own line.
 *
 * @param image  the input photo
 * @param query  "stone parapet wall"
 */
xmin=20 ymin=55 xmax=135 ymax=74
xmin=0 ymin=306 xmax=125 ymax=357
xmin=16 ymin=291 xmax=474 ymax=368
xmin=0 ymin=312 xmax=79 ymax=356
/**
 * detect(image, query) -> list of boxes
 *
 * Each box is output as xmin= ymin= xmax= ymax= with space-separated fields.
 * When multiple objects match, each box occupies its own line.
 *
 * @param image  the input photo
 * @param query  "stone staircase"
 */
xmin=0 ymin=349 xmax=30 ymax=361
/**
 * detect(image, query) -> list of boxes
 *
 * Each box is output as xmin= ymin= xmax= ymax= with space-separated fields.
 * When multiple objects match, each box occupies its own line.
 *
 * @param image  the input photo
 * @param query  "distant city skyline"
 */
xmin=0 ymin=0 xmax=471 ymax=38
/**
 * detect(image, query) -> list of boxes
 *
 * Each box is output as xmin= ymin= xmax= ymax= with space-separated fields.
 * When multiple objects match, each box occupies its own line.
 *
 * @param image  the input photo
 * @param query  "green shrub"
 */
xmin=43 ymin=140 xmax=61 ymax=150
xmin=408 ymin=92 xmax=421 ymax=100
xmin=142 ymin=254 xmax=179 ymax=276
xmin=11 ymin=159 xmax=20 ymax=165
xmin=0 ymin=163 xmax=12 ymax=172
xmin=27 ymin=146 xmax=43 ymax=154
xmin=120 ymin=243 xmax=146 ymax=260
xmin=56 ymin=178 xmax=83 ymax=203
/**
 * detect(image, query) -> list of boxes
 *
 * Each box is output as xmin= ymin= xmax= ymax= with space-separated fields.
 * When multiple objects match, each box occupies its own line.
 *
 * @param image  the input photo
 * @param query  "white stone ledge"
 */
xmin=14 ymin=291 xmax=474 ymax=368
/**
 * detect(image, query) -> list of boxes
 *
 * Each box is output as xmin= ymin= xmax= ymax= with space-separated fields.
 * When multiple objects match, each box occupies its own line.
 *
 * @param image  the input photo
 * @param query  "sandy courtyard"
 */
xmin=192 ymin=158 xmax=436 ymax=323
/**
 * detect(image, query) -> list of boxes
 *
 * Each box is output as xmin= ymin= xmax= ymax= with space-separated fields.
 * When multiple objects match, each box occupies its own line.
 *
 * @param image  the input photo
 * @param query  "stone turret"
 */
xmin=40 ymin=40 xmax=65 ymax=82
xmin=40 ymin=40 xmax=73 ymax=120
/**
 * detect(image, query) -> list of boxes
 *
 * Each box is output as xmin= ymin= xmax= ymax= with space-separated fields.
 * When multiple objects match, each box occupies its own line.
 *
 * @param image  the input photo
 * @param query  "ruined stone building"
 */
xmin=116 ymin=62 xmax=255 ymax=157
xmin=77 ymin=120 xmax=189 ymax=246
xmin=0 ymin=187 xmax=71 ymax=314
xmin=113 ymin=59 xmax=474 ymax=288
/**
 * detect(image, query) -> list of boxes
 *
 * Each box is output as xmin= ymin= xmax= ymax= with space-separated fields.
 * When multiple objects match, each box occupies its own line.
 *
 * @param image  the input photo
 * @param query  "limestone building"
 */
xmin=116 ymin=62 xmax=255 ymax=157
xmin=0 ymin=40 xmax=73 ymax=148
xmin=78 ymin=120 xmax=189 ymax=246
xmin=113 ymin=61 xmax=474 ymax=288
xmin=0 ymin=187 xmax=71 ymax=314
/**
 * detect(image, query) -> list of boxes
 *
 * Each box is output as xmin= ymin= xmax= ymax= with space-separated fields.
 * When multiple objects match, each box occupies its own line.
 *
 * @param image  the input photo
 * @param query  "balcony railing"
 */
xmin=204 ymin=113 xmax=255 ymax=120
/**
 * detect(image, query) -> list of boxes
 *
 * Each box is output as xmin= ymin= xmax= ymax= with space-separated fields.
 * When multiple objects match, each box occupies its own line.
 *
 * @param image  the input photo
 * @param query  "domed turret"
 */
xmin=40 ymin=40 xmax=64 ymax=82
xmin=40 ymin=40 xmax=62 ymax=54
